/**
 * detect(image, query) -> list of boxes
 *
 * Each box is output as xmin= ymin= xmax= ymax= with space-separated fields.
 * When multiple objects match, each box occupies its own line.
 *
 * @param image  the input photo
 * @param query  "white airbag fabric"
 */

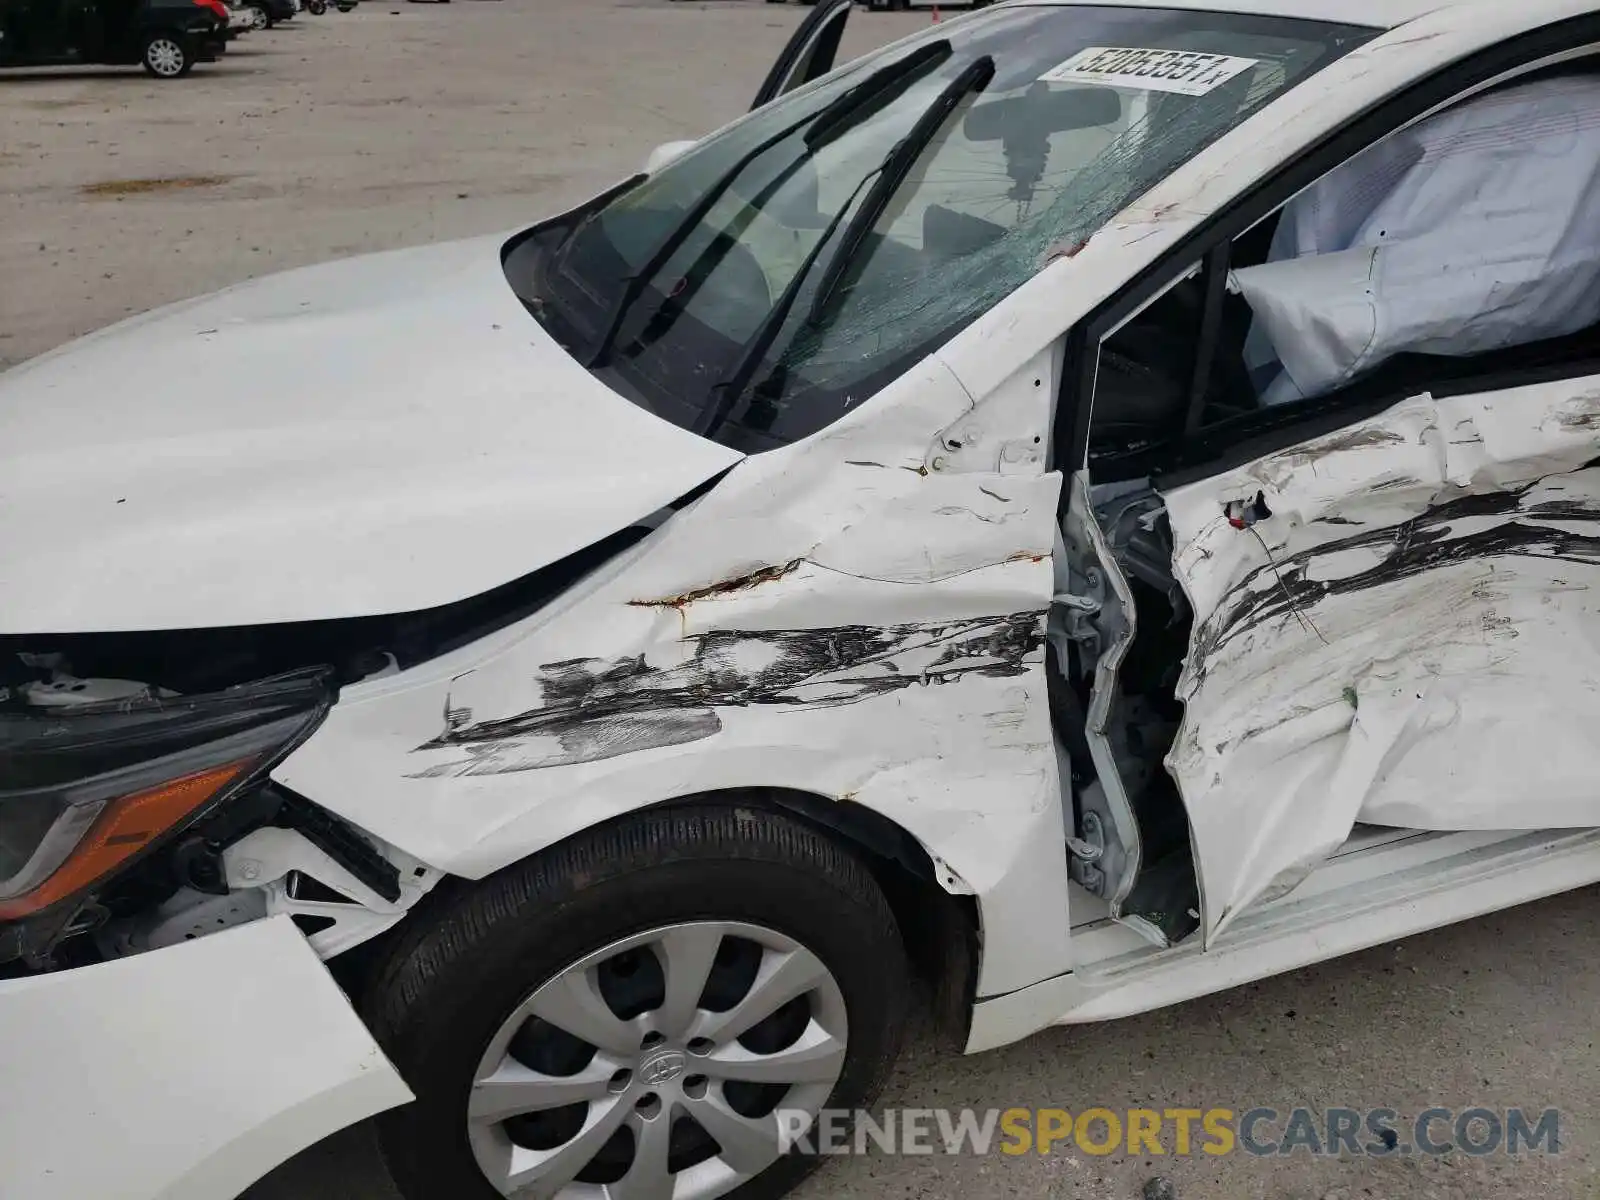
xmin=1235 ymin=76 xmax=1600 ymax=404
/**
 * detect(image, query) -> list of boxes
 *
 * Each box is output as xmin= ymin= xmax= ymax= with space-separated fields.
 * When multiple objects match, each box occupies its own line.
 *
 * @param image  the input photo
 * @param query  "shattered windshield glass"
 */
xmin=509 ymin=5 xmax=1375 ymax=452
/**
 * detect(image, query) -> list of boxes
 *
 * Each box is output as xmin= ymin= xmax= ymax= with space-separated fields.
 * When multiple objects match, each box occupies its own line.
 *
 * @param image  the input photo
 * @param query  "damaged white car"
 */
xmin=6 ymin=0 xmax=1600 ymax=1197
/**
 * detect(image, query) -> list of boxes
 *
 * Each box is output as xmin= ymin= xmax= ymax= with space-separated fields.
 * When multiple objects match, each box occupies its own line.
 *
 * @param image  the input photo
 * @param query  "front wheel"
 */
xmin=141 ymin=34 xmax=192 ymax=77
xmin=366 ymin=804 xmax=910 ymax=1200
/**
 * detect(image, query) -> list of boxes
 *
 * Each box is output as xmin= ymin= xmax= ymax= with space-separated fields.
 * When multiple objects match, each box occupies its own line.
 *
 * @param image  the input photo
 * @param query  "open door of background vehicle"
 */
xmin=750 ymin=0 xmax=852 ymax=110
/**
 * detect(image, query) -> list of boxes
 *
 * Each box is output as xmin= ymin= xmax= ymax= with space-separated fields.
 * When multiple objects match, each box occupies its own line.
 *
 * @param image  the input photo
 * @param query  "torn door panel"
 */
xmin=1160 ymin=382 xmax=1600 ymax=942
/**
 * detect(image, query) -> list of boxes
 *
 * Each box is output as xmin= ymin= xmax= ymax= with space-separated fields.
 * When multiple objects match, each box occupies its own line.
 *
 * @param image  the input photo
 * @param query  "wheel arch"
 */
xmin=732 ymin=787 xmax=980 ymax=1051
xmin=343 ymin=787 xmax=980 ymax=1049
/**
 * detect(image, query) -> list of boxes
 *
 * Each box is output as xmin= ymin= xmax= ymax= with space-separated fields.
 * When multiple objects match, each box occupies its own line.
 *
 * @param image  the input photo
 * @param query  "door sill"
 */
xmin=973 ymin=826 xmax=1600 ymax=1051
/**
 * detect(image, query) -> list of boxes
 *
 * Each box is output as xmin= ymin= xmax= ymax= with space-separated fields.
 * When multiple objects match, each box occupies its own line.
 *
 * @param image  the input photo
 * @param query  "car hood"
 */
xmin=0 ymin=234 xmax=742 ymax=634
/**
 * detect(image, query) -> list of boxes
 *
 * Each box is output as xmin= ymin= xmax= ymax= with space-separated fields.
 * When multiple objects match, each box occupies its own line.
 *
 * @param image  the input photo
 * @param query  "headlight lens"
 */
xmin=0 ymin=669 xmax=333 ymax=920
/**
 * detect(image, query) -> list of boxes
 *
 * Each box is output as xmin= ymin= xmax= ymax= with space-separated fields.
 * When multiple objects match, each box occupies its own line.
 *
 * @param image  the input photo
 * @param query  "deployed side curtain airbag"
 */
xmin=1235 ymin=76 xmax=1600 ymax=405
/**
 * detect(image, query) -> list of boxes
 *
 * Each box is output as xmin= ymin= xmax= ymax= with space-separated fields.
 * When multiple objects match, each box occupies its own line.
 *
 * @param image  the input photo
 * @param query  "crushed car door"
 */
xmin=1157 ymin=69 xmax=1600 ymax=944
xmin=749 ymin=0 xmax=852 ymax=110
xmin=1057 ymin=56 xmax=1600 ymax=950
xmin=1160 ymin=370 xmax=1600 ymax=945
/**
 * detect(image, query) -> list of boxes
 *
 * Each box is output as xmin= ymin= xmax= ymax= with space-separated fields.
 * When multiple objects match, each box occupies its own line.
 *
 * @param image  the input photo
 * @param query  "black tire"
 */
xmin=140 ymin=33 xmax=193 ymax=77
xmin=366 ymin=803 xmax=910 ymax=1200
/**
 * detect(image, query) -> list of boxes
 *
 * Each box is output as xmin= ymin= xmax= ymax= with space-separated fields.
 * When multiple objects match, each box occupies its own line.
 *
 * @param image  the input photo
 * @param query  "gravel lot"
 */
xmin=5 ymin=3 xmax=1600 ymax=1198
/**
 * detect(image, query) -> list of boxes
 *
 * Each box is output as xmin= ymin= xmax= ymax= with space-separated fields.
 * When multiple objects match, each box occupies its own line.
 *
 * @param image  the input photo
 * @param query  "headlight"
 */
xmin=0 ymin=669 xmax=333 ymax=922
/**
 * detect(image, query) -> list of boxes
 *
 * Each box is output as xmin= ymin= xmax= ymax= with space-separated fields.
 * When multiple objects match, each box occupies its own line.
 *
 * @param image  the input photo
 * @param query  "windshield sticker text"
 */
xmin=1040 ymin=46 xmax=1259 ymax=97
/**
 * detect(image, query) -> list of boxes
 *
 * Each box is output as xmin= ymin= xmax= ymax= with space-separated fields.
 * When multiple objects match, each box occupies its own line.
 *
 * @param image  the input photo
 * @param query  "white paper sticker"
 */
xmin=1039 ymin=46 xmax=1260 ymax=97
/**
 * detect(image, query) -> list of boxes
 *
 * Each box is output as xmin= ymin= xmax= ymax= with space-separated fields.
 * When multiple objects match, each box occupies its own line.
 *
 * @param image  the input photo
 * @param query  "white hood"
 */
xmin=0 ymin=234 xmax=742 ymax=634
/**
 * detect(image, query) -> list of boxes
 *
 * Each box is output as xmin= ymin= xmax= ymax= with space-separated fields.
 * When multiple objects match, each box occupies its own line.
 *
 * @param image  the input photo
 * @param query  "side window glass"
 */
xmin=1088 ymin=264 xmax=1206 ymax=455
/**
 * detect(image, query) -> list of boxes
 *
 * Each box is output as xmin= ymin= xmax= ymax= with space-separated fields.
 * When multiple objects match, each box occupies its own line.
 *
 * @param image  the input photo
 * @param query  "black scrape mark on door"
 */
xmin=1191 ymin=480 xmax=1600 ymax=678
xmin=408 ymin=612 xmax=1046 ymax=777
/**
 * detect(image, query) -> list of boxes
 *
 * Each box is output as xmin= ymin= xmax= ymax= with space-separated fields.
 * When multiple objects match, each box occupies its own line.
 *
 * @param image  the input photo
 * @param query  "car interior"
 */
xmin=1088 ymin=64 xmax=1600 ymax=483
xmin=1057 ymin=59 xmax=1600 ymax=946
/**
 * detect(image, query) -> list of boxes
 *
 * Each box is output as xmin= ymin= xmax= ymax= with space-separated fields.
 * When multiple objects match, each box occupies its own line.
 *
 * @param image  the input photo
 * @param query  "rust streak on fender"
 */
xmin=628 ymin=559 xmax=804 ymax=610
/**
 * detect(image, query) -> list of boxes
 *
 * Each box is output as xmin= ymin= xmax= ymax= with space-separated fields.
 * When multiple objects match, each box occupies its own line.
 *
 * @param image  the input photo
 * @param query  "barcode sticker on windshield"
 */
xmin=1040 ymin=46 xmax=1259 ymax=96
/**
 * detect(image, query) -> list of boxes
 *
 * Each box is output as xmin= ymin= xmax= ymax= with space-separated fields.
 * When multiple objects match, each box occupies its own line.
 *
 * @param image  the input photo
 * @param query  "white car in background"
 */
xmin=225 ymin=2 xmax=258 ymax=32
xmin=5 ymin=1 xmax=1600 ymax=1198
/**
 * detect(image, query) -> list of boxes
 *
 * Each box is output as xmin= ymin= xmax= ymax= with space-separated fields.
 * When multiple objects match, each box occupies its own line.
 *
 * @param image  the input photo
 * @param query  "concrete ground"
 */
xmin=4 ymin=2 xmax=1600 ymax=1198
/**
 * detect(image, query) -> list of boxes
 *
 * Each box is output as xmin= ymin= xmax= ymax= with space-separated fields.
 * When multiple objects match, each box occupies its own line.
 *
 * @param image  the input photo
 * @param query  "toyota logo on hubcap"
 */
xmin=639 ymin=1050 xmax=686 ymax=1086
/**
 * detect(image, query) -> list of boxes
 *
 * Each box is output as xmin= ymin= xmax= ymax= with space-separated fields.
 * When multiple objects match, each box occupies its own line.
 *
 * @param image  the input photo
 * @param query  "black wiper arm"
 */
xmin=806 ymin=54 xmax=995 ymax=328
xmin=697 ymin=57 xmax=996 ymax=444
xmin=692 ymin=171 xmax=879 ymax=441
xmin=611 ymin=44 xmax=960 ymax=359
xmin=584 ymin=39 xmax=953 ymax=370
xmin=802 ymin=38 xmax=953 ymax=150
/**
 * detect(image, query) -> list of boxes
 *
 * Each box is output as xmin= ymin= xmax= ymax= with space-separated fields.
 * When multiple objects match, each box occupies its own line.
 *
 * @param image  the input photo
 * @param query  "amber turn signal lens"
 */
xmin=0 ymin=761 xmax=249 ymax=921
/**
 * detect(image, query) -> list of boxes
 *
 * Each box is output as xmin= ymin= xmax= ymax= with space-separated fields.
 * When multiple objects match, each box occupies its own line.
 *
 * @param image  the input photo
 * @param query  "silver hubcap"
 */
xmin=467 ymin=921 xmax=848 ymax=1200
xmin=146 ymin=38 xmax=183 ymax=74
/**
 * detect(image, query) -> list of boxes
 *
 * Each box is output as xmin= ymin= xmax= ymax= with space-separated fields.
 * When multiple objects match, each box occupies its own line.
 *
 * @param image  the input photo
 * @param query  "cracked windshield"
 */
xmin=516 ymin=6 xmax=1371 ymax=451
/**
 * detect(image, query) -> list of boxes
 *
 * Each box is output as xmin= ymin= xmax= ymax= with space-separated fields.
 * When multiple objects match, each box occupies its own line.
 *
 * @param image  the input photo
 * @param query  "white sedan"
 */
xmin=5 ymin=0 xmax=1600 ymax=1197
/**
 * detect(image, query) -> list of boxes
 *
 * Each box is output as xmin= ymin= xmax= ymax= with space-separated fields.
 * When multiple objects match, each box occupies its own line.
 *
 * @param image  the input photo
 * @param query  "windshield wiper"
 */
xmin=691 ymin=170 xmax=876 ymax=439
xmin=805 ymin=54 xmax=995 ymax=327
xmin=800 ymin=38 xmax=952 ymax=150
xmin=697 ymin=55 xmax=996 ymax=443
xmin=584 ymin=39 xmax=953 ymax=370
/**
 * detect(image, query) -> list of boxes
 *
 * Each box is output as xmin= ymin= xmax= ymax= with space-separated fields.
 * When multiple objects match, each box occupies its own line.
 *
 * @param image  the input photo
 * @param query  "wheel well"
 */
xmin=336 ymin=788 xmax=980 ymax=1047
xmin=736 ymin=788 xmax=980 ymax=1050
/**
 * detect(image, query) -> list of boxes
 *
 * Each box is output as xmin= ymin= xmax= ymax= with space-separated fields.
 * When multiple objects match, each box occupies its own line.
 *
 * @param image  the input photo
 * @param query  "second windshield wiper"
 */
xmin=584 ymin=38 xmax=953 ymax=370
xmin=806 ymin=54 xmax=996 ymax=327
xmin=700 ymin=55 xmax=997 ymax=443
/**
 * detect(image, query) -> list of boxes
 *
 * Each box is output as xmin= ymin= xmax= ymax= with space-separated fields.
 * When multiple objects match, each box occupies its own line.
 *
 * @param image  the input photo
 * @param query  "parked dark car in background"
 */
xmin=237 ymin=0 xmax=293 ymax=29
xmin=0 ymin=0 xmax=228 ymax=76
